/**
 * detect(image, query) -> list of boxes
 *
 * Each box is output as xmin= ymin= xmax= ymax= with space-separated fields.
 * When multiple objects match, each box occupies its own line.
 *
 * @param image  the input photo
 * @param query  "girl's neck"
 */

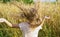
xmin=27 ymin=22 xmax=38 ymax=30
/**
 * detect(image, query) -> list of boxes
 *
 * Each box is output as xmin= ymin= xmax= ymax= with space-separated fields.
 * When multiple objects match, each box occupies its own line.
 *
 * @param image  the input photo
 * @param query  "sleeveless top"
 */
xmin=19 ymin=22 xmax=42 ymax=37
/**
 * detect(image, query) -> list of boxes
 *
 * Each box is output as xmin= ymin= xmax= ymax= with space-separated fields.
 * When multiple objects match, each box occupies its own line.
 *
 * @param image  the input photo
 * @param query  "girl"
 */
xmin=0 ymin=15 xmax=50 ymax=37
xmin=0 ymin=0 xmax=50 ymax=37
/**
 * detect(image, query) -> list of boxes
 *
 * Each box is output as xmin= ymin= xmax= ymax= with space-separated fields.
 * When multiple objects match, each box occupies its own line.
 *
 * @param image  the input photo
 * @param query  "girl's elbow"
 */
xmin=12 ymin=24 xmax=19 ymax=28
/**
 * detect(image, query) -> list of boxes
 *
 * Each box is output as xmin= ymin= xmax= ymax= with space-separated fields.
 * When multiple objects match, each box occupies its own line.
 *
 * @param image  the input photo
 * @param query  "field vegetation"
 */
xmin=0 ymin=0 xmax=60 ymax=37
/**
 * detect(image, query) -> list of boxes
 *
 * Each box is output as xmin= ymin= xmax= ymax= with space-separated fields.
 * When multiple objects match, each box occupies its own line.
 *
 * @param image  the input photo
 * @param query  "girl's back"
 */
xmin=19 ymin=22 xmax=42 ymax=37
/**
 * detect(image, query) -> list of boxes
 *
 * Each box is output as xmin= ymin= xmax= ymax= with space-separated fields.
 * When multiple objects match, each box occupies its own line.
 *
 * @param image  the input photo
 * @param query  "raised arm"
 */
xmin=0 ymin=18 xmax=19 ymax=28
xmin=35 ymin=16 xmax=50 ymax=30
xmin=40 ymin=18 xmax=45 ymax=27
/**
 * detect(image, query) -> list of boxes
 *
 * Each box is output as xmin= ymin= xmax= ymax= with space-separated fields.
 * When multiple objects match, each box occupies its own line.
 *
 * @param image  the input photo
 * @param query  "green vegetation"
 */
xmin=0 ymin=0 xmax=33 ymax=4
xmin=0 ymin=0 xmax=60 ymax=37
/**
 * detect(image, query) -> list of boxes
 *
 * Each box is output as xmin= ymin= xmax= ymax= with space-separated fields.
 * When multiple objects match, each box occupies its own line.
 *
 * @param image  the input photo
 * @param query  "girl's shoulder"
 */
xmin=19 ymin=22 xmax=30 ymax=27
xmin=19 ymin=22 xmax=29 ymax=25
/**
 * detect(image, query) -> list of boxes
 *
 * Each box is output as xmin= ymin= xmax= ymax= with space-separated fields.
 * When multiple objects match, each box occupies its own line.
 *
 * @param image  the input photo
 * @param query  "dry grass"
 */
xmin=0 ymin=2 xmax=60 ymax=37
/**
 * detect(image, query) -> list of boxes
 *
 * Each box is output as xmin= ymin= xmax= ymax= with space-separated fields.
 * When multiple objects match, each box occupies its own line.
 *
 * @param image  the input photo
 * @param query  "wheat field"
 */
xmin=0 ymin=1 xmax=60 ymax=37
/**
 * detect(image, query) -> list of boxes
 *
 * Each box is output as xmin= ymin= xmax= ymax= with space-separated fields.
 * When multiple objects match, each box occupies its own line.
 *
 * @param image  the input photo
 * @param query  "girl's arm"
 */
xmin=40 ymin=16 xmax=50 ymax=27
xmin=0 ymin=18 xmax=19 ymax=28
xmin=35 ymin=16 xmax=50 ymax=30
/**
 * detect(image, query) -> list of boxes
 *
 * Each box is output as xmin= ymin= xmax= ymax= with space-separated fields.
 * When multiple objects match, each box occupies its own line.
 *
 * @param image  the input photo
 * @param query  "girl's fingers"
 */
xmin=45 ymin=16 xmax=50 ymax=19
xmin=0 ymin=18 xmax=5 ymax=22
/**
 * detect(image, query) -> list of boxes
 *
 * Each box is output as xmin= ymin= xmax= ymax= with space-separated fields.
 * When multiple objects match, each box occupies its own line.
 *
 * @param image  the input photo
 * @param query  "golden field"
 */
xmin=0 ymin=2 xmax=60 ymax=37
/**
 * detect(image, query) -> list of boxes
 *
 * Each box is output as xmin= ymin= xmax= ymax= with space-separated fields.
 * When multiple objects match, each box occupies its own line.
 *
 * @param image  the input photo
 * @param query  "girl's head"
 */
xmin=21 ymin=8 xmax=41 ymax=27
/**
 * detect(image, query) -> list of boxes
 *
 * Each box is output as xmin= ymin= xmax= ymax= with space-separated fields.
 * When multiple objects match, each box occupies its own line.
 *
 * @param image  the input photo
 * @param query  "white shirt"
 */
xmin=19 ymin=22 xmax=42 ymax=37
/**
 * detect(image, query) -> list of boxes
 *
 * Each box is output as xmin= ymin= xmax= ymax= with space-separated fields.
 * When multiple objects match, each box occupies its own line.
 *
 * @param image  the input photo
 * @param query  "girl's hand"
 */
xmin=0 ymin=18 xmax=6 ymax=23
xmin=45 ymin=16 xmax=50 ymax=19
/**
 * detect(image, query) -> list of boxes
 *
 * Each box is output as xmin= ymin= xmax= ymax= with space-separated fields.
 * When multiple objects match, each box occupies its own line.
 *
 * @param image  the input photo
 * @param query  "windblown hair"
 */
xmin=11 ymin=2 xmax=41 ymax=27
xmin=22 ymin=8 xmax=37 ymax=21
xmin=21 ymin=7 xmax=42 ymax=27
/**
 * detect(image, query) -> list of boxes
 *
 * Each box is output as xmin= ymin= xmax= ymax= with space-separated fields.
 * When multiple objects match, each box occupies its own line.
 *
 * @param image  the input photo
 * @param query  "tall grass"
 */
xmin=0 ymin=1 xmax=60 ymax=37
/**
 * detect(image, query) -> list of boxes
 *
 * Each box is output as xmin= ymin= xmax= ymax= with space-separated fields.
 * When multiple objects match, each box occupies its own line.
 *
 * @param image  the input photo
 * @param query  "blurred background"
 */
xmin=0 ymin=0 xmax=60 ymax=37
